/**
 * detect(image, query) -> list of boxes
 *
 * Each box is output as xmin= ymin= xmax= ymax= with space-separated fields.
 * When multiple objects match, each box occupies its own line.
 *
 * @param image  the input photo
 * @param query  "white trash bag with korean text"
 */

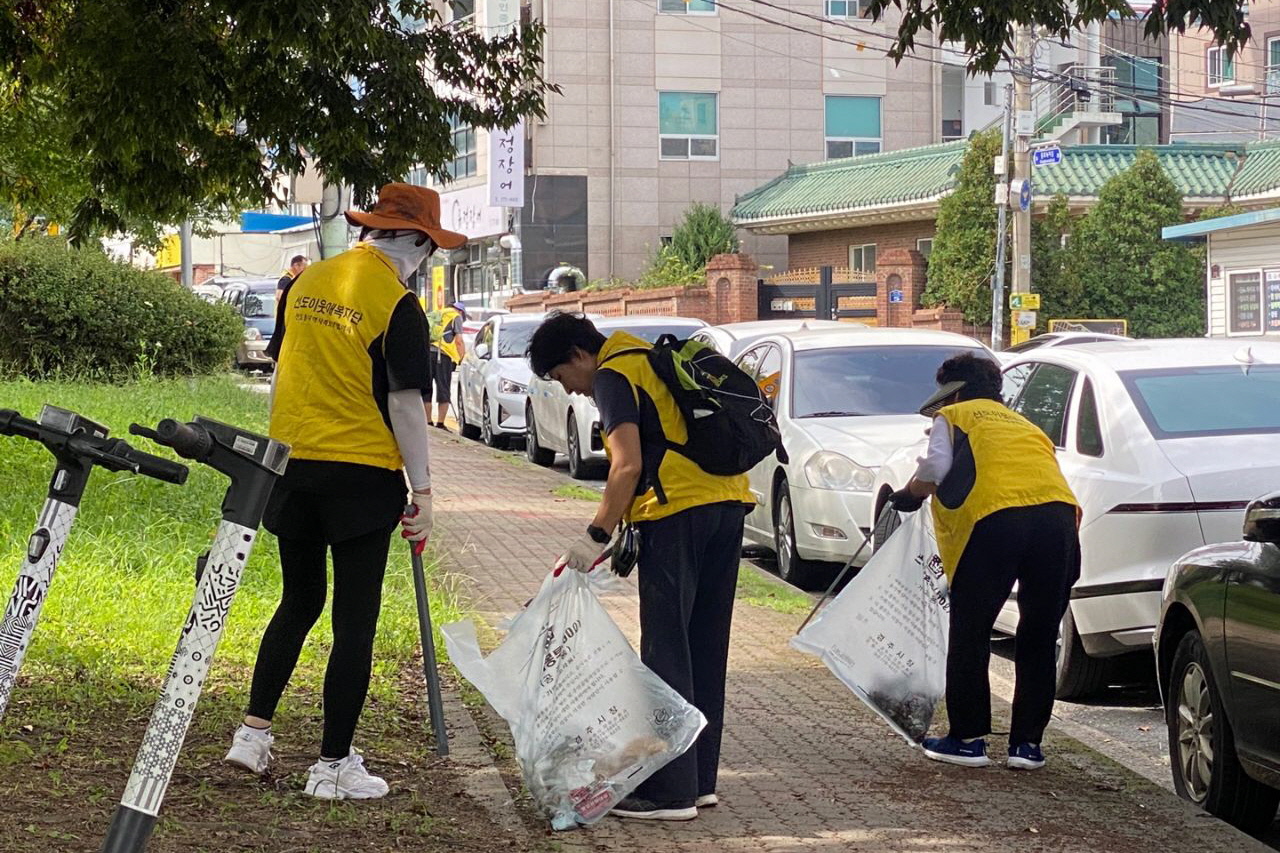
xmin=791 ymin=508 xmax=950 ymax=745
xmin=442 ymin=568 xmax=706 ymax=830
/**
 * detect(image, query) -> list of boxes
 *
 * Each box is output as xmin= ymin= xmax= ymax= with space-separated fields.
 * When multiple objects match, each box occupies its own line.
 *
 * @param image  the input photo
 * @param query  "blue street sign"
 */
xmin=1033 ymin=145 xmax=1062 ymax=167
xmin=1018 ymin=179 xmax=1032 ymax=212
xmin=889 ymin=289 xmax=904 ymax=304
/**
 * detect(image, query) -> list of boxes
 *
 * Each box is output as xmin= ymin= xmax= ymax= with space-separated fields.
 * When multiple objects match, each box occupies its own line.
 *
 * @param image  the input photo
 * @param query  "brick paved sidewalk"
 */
xmin=430 ymin=431 xmax=1267 ymax=853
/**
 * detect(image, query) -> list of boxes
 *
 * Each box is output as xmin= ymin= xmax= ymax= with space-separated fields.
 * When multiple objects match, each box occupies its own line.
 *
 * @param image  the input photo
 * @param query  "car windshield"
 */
xmin=792 ymin=346 xmax=990 ymax=417
xmin=243 ymin=292 xmax=276 ymax=318
xmin=1120 ymin=366 xmax=1280 ymax=438
xmin=498 ymin=323 xmax=539 ymax=358
xmin=1004 ymin=336 xmax=1053 ymax=354
xmin=604 ymin=324 xmax=702 ymax=344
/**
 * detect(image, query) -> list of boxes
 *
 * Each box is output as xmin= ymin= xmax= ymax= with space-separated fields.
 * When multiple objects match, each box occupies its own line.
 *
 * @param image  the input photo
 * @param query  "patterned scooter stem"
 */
xmin=0 ymin=496 xmax=78 ymax=721
xmin=115 ymin=520 xmax=256 ymax=816
xmin=101 ymin=415 xmax=286 ymax=853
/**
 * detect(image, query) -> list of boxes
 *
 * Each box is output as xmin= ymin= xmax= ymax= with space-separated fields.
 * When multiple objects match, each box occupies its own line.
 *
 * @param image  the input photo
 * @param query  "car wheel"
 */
xmin=525 ymin=403 xmax=555 ymax=466
xmin=1167 ymin=631 xmax=1280 ymax=833
xmin=773 ymin=480 xmax=829 ymax=591
xmin=871 ymin=495 xmax=901 ymax=553
xmin=457 ymin=395 xmax=481 ymax=440
xmin=566 ymin=413 xmax=602 ymax=480
xmin=481 ymin=394 xmax=508 ymax=449
xmin=1055 ymin=607 xmax=1111 ymax=700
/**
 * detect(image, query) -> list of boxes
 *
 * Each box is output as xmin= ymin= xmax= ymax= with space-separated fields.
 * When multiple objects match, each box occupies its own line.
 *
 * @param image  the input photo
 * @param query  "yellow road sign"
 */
xmin=1009 ymin=293 xmax=1041 ymax=310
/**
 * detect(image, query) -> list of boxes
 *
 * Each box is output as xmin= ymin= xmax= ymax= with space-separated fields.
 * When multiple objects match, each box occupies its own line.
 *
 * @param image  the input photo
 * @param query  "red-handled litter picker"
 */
xmin=0 ymin=407 xmax=188 ymax=724
xmin=100 ymin=417 xmax=288 ymax=853
xmin=406 ymin=511 xmax=449 ymax=756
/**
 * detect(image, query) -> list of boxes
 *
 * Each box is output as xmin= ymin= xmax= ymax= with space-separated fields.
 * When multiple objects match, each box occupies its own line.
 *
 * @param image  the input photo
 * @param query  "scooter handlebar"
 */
xmin=0 ymin=409 xmax=39 ymax=441
xmin=113 ymin=441 xmax=190 ymax=485
xmin=130 ymin=419 xmax=213 ymax=461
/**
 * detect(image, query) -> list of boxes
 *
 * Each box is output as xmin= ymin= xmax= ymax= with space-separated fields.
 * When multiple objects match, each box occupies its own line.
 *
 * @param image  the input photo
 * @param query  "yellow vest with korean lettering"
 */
xmin=929 ymin=398 xmax=1078 ymax=578
xmin=597 ymin=332 xmax=752 ymax=523
xmin=270 ymin=243 xmax=406 ymax=470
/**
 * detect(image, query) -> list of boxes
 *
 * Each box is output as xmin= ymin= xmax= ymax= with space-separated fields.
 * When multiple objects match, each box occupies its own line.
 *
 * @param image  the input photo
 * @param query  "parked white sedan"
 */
xmin=456 ymin=313 xmax=546 ymax=448
xmin=690 ymin=319 xmax=853 ymax=360
xmin=738 ymin=327 xmax=996 ymax=589
xmin=524 ymin=315 xmax=709 ymax=478
xmin=871 ymin=339 xmax=1280 ymax=697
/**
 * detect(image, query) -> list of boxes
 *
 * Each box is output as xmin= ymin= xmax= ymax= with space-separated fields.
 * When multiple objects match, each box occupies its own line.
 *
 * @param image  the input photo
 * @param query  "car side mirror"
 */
xmin=475 ymin=342 xmax=490 ymax=360
xmin=1242 ymin=492 xmax=1280 ymax=545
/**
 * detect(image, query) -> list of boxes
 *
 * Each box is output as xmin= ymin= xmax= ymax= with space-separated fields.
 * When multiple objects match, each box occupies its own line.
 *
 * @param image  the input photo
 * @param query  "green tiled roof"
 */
xmin=1034 ymin=144 xmax=1242 ymax=199
xmin=733 ymin=140 xmax=1280 ymax=226
xmin=1230 ymin=140 xmax=1280 ymax=198
xmin=731 ymin=141 xmax=966 ymax=223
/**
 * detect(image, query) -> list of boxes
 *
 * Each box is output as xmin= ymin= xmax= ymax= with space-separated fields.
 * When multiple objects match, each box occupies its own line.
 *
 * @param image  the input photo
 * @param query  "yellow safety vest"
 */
xmin=930 ymin=398 xmax=1078 ymax=579
xmin=432 ymin=307 xmax=463 ymax=364
xmin=270 ymin=243 xmax=408 ymax=470
xmin=597 ymin=332 xmax=752 ymax=523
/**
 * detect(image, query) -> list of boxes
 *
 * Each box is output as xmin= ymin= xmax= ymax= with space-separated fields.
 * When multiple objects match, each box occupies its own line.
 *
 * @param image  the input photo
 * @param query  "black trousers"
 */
xmin=945 ymin=501 xmax=1080 ymax=746
xmin=247 ymin=525 xmax=393 ymax=758
xmin=632 ymin=502 xmax=745 ymax=805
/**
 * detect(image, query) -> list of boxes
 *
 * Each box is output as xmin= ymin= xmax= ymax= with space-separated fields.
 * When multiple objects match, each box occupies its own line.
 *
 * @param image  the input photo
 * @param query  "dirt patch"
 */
xmin=0 ymin=667 xmax=545 ymax=853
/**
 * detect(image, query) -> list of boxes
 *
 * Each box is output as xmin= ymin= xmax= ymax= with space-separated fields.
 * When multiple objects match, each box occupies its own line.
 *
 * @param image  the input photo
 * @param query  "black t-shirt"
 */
xmin=593 ymin=367 xmax=671 ymax=501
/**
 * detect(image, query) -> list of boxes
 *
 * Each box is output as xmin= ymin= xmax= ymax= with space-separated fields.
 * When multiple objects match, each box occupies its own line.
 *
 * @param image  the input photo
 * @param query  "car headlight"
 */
xmin=499 ymin=378 xmax=527 ymax=395
xmin=804 ymin=451 xmax=875 ymax=492
xmin=243 ymin=327 xmax=262 ymax=341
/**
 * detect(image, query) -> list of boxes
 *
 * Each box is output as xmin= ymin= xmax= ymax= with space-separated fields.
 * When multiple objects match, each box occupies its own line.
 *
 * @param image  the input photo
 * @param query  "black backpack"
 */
xmin=605 ymin=335 xmax=788 ymax=476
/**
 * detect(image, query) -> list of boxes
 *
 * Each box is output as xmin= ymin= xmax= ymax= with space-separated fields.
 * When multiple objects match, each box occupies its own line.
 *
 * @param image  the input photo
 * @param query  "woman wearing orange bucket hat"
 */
xmin=223 ymin=183 xmax=465 ymax=799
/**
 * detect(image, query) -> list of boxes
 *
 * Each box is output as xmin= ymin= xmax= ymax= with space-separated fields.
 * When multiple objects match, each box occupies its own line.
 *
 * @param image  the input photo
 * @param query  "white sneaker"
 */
xmin=224 ymin=724 xmax=273 ymax=774
xmin=305 ymin=751 xmax=389 ymax=800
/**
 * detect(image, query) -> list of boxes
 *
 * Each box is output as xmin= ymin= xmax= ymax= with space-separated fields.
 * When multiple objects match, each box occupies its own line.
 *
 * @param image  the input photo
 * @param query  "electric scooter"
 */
xmin=0 ymin=406 xmax=189 ymax=722
xmin=100 ymin=416 xmax=288 ymax=853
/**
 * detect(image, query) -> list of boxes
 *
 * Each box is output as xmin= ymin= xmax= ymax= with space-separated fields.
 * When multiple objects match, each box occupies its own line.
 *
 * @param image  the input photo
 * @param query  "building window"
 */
xmin=983 ymin=80 xmax=998 ymax=106
xmin=1104 ymin=56 xmax=1162 ymax=145
xmin=825 ymin=0 xmax=863 ymax=18
xmin=849 ymin=243 xmax=876 ymax=274
xmin=1207 ymin=46 xmax=1235 ymax=87
xmin=1268 ymin=37 xmax=1280 ymax=94
xmin=659 ymin=92 xmax=719 ymax=160
xmin=659 ymin=0 xmax=715 ymax=13
xmin=941 ymin=66 xmax=965 ymax=141
xmin=916 ymin=238 xmax=934 ymax=259
xmin=448 ymin=0 xmax=475 ymax=22
xmin=825 ymin=95 xmax=881 ymax=159
xmin=446 ymin=117 xmax=477 ymax=180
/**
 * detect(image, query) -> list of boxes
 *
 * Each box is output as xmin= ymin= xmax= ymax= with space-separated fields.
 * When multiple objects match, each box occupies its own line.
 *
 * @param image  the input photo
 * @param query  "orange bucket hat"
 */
xmin=344 ymin=182 xmax=467 ymax=250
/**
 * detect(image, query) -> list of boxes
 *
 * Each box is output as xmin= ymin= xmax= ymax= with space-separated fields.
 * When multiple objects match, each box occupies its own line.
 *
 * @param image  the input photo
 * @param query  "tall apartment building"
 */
xmin=421 ymin=0 xmax=1136 ymax=307
xmin=1167 ymin=0 xmax=1280 ymax=142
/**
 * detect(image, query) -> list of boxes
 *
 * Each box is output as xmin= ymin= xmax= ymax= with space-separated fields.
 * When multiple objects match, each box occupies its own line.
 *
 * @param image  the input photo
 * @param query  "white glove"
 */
xmin=401 ymin=491 xmax=433 ymax=554
xmin=561 ymin=533 xmax=608 ymax=573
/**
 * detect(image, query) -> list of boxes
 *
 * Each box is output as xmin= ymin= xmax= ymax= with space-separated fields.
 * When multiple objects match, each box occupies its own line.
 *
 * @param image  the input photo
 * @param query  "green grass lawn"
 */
xmin=0 ymin=375 xmax=459 ymax=690
xmin=0 ymin=375 xmax=486 ymax=852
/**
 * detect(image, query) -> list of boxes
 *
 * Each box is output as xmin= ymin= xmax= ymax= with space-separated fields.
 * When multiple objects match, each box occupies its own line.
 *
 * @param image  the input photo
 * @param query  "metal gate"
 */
xmin=758 ymin=266 xmax=876 ymax=322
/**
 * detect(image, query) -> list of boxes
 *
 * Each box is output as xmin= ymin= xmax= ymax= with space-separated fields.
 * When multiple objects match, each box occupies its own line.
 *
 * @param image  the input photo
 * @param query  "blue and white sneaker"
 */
xmin=922 ymin=735 xmax=991 ymax=767
xmin=1007 ymin=742 xmax=1046 ymax=771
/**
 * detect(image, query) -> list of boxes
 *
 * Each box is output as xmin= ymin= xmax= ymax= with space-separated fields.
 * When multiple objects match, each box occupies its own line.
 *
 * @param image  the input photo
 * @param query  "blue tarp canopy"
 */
xmin=240 ymin=212 xmax=312 ymax=233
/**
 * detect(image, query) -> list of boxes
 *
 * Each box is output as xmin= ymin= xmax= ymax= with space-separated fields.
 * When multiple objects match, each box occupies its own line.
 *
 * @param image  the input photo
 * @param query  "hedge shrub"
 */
xmin=0 ymin=237 xmax=242 ymax=379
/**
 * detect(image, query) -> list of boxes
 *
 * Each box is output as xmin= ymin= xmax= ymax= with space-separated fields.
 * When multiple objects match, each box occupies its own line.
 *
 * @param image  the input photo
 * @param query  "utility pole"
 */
xmin=319 ymin=183 xmax=348 ymax=260
xmin=1009 ymin=24 xmax=1035 ymax=345
xmin=179 ymin=220 xmax=193 ymax=289
xmin=991 ymin=83 xmax=1014 ymax=350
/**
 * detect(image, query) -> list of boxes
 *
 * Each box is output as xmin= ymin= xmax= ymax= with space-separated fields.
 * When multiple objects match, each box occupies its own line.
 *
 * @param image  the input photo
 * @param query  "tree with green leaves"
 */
xmin=865 ymin=0 xmax=1248 ymax=73
xmin=922 ymin=130 xmax=1001 ymax=324
xmin=1030 ymin=194 xmax=1076 ymax=329
xmin=0 ymin=2 xmax=555 ymax=242
xmin=1063 ymin=149 xmax=1204 ymax=338
xmin=667 ymin=203 xmax=740 ymax=271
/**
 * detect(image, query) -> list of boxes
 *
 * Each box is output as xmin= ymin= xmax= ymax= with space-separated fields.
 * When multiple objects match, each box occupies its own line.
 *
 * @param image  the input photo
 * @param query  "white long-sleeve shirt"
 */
xmin=913 ymin=416 xmax=953 ymax=485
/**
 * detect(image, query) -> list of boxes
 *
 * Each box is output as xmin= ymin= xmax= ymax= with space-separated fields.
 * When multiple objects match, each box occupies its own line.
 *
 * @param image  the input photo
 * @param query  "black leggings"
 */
xmin=247 ymin=526 xmax=392 ymax=758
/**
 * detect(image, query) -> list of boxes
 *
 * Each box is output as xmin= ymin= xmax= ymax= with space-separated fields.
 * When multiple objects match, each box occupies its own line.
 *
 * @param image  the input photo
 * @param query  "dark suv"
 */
xmin=1156 ymin=491 xmax=1280 ymax=834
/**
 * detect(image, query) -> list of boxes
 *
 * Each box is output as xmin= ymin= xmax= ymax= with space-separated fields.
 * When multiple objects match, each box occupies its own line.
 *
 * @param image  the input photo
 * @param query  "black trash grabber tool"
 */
xmin=406 ymin=521 xmax=449 ymax=757
xmin=796 ymin=504 xmax=900 ymax=635
xmin=0 ymin=406 xmax=187 ymax=723
xmin=100 ymin=417 xmax=288 ymax=853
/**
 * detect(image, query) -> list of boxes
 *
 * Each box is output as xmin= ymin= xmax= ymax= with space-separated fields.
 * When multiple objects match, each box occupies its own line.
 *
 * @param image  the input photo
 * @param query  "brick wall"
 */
xmin=506 ymin=254 xmax=760 ymax=325
xmin=787 ymin=220 xmax=937 ymax=271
